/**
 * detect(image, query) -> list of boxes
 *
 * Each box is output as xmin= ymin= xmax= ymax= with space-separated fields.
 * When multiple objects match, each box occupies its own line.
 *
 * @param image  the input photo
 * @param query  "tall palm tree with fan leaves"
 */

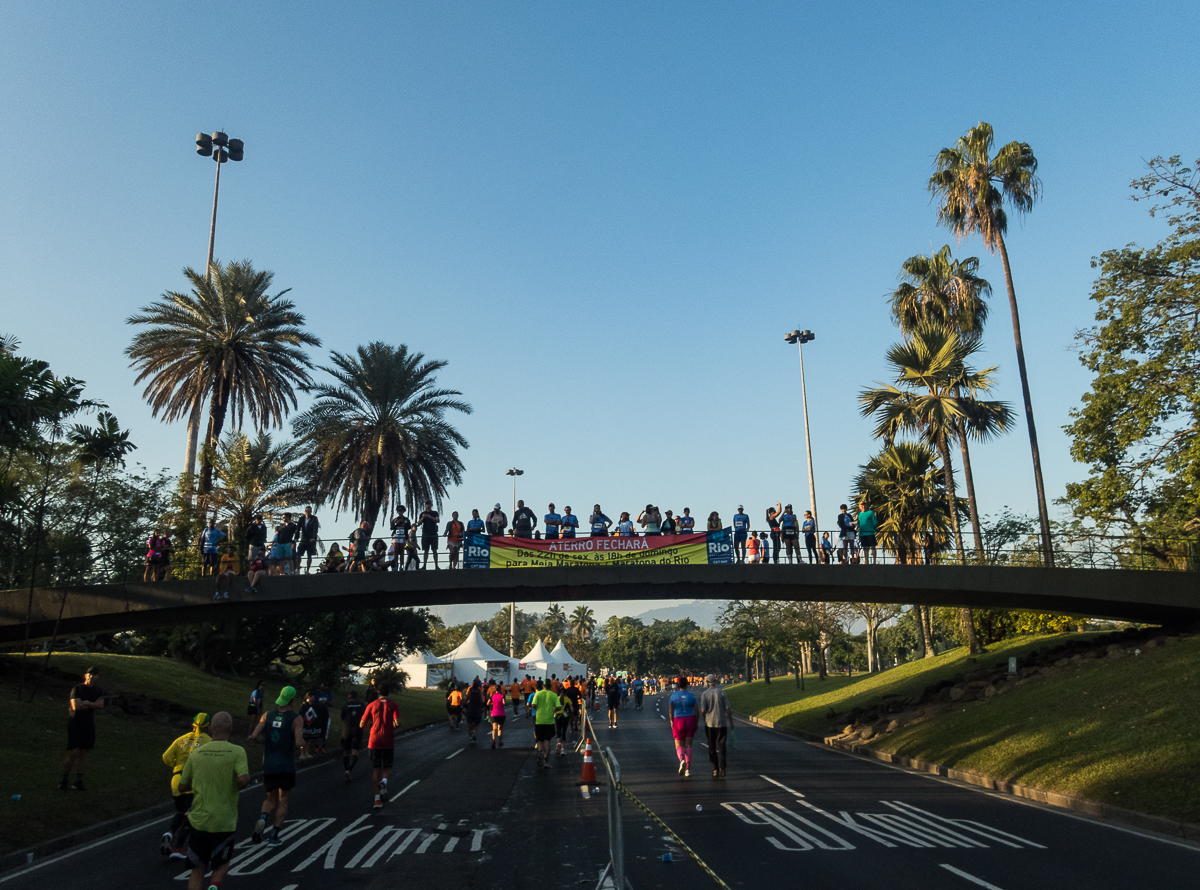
xmin=125 ymin=260 xmax=320 ymax=496
xmin=929 ymin=122 xmax=1052 ymax=565
xmin=891 ymin=245 xmax=997 ymax=560
xmin=292 ymin=342 xmax=472 ymax=530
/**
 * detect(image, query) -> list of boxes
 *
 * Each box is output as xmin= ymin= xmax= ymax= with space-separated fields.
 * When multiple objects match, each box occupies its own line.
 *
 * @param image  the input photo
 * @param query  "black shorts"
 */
xmin=247 ymin=705 xmax=261 ymax=717
xmin=421 ymin=536 xmax=438 ymax=552
xmin=448 ymin=705 xmax=462 ymax=716
xmin=297 ymin=539 xmax=318 ymax=556
xmin=369 ymin=747 xmax=394 ymax=769
xmin=555 ymin=717 xmax=569 ymax=738
xmin=66 ymin=720 xmax=95 ymax=751
xmin=491 ymin=714 xmax=506 ymax=725
xmin=861 ymin=534 xmax=877 ymax=548
xmin=341 ymin=732 xmax=362 ymax=751
xmin=533 ymin=723 xmax=555 ymax=741
xmin=202 ymin=552 xmax=219 ymax=566
xmin=186 ymin=828 xmax=235 ymax=868
xmin=262 ymin=772 xmax=296 ymax=793
xmin=466 ymin=710 xmax=482 ymax=724
xmin=607 ymin=701 xmax=620 ymax=711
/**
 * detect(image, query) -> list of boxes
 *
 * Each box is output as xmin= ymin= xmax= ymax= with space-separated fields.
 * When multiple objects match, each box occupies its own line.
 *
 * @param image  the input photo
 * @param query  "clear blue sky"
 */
xmin=3 ymin=1 xmax=1197 ymax=607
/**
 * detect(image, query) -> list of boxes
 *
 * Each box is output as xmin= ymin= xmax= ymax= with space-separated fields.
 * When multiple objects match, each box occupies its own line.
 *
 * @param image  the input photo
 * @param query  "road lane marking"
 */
xmin=939 ymin=864 xmax=1006 ymax=889
xmin=393 ymin=779 xmax=420 ymax=798
xmin=760 ymin=774 xmax=804 ymax=797
xmin=446 ymin=748 xmax=464 ymax=759
xmin=291 ymin=813 xmax=373 ymax=871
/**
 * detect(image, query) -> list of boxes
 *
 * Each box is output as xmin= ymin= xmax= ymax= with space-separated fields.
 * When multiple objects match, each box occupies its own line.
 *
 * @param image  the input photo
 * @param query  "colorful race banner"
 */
xmin=463 ymin=529 xmax=734 ymax=569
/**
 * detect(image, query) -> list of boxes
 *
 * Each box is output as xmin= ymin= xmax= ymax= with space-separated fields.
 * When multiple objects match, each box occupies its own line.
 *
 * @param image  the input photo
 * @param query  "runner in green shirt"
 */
xmin=531 ymin=681 xmax=559 ymax=768
xmin=178 ymin=712 xmax=249 ymax=890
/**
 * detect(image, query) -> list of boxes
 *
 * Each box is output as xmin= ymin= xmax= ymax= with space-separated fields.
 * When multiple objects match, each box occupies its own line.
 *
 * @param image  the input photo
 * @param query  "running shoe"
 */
xmin=252 ymin=817 xmax=265 ymax=844
xmin=247 ymin=586 xmax=256 ymax=595
xmin=213 ymin=592 xmax=221 ymax=601
xmin=221 ymin=592 xmax=229 ymax=599
xmin=685 ymin=768 xmax=690 ymax=777
xmin=719 ymin=767 xmax=726 ymax=778
xmin=160 ymin=831 xmax=173 ymax=856
xmin=72 ymin=779 xmax=85 ymax=791
xmin=678 ymin=760 xmax=685 ymax=775
xmin=58 ymin=777 xmax=69 ymax=791
xmin=170 ymin=848 xmax=187 ymax=861
xmin=712 ymin=769 xmax=719 ymax=778
xmin=373 ymin=796 xmax=383 ymax=809
xmin=499 ymin=740 xmax=503 ymax=748
xmin=344 ymin=770 xmax=351 ymax=783
xmin=491 ymin=740 xmax=496 ymax=749
xmin=266 ymin=834 xmax=283 ymax=848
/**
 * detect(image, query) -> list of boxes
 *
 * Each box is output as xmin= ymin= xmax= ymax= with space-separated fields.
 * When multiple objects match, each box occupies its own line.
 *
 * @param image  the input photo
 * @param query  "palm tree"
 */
xmin=853 ymin=441 xmax=953 ymax=564
xmin=543 ymin=604 xmax=566 ymax=642
xmin=125 ymin=260 xmax=321 ymax=495
xmin=209 ymin=430 xmax=308 ymax=542
xmin=292 ymin=342 xmax=472 ymax=529
xmin=929 ymin=122 xmax=1053 ymax=565
xmin=569 ymin=605 xmax=596 ymax=640
xmin=891 ymin=246 xmax=998 ymax=559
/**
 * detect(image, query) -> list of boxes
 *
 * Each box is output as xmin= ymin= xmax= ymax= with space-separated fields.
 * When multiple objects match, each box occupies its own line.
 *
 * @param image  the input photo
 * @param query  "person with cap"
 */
xmin=61 ymin=665 xmax=105 ymax=791
xmin=732 ymin=505 xmax=750 ymax=563
xmin=176 ymin=712 xmax=249 ymax=890
xmin=160 ymin=712 xmax=212 ymax=859
xmin=248 ymin=685 xmax=304 ymax=846
xmin=485 ymin=503 xmax=508 ymax=537
xmin=699 ymin=674 xmax=733 ymax=778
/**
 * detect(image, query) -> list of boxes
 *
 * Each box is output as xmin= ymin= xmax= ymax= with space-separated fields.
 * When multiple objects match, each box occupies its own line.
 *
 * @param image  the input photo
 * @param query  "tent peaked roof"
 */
xmin=400 ymin=649 xmax=441 ymax=665
xmin=445 ymin=625 xmax=510 ymax=662
xmin=522 ymin=639 xmax=553 ymax=663
xmin=550 ymin=639 xmax=579 ymax=662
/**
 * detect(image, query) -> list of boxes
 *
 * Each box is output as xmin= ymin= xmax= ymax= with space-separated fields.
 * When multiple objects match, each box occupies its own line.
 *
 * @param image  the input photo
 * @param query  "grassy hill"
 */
xmin=726 ymin=632 xmax=1200 ymax=824
xmin=0 ymin=652 xmax=445 ymax=858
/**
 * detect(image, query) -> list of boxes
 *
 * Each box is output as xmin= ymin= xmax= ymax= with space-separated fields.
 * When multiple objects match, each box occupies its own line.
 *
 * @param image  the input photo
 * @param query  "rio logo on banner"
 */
xmin=463 ymin=528 xmax=734 ymax=569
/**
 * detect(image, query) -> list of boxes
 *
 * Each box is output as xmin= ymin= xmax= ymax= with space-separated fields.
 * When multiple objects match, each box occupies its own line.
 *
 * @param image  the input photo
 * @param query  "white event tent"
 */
xmin=516 ymin=639 xmax=554 ymax=680
xmin=439 ymin=626 xmax=518 ymax=685
xmin=550 ymin=639 xmax=588 ymax=679
xmin=398 ymin=649 xmax=453 ymax=688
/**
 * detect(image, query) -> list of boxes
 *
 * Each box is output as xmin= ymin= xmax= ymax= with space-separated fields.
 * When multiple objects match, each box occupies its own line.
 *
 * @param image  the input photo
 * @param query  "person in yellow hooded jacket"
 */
xmin=159 ymin=712 xmax=212 ymax=860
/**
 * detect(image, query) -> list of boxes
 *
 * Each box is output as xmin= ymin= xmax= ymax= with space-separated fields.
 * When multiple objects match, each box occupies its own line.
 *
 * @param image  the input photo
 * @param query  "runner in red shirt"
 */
xmin=359 ymin=684 xmax=401 ymax=810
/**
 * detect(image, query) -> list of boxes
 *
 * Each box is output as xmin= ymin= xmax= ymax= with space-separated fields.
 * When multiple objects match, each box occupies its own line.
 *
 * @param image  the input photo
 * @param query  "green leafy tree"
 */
xmin=125 ymin=260 xmax=320 ymax=495
xmin=292 ymin=342 xmax=471 ymax=529
xmin=569 ymin=604 xmax=596 ymax=640
xmin=1066 ymin=156 xmax=1200 ymax=566
xmin=929 ymin=122 xmax=1053 ymax=565
xmin=209 ymin=430 xmax=308 ymax=546
xmin=542 ymin=603 xmax=567 ymax=642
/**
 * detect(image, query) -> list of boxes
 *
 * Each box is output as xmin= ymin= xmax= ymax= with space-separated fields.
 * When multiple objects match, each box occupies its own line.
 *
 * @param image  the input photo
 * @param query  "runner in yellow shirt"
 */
xmin=160 ymin=713 xmax=211 ymax=860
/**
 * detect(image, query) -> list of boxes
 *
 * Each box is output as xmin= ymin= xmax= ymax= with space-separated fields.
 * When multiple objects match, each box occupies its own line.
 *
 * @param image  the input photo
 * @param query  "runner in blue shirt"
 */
xmin=544 ymin=504 xmax=562 ymax=540
xmin=589 ymin=505 xmax=612 ymax=537
xmin=560 ymin=507 xmax=579 ymax=538
xmin=732 ymin=506 xmax=750 ymax=563
xmin=465 ymin=509 xmax=486 ymax=535
xmin=679 ymin=508 xmax=695 ymax=534
xmin=668 ymin=677 xmax=699 ymax=777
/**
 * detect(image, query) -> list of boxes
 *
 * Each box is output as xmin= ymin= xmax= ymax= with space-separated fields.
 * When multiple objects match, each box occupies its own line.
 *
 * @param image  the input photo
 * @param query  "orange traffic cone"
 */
xmin=579 ymin=739 xmax=597 ymax=784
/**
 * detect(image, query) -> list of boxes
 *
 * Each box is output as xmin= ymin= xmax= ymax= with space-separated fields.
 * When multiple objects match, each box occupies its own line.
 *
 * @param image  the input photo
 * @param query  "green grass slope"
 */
xmin=727 ymin=634 xmax=1200 ymax=824
xmin=0 ymin=653 xmax=444 ymax=857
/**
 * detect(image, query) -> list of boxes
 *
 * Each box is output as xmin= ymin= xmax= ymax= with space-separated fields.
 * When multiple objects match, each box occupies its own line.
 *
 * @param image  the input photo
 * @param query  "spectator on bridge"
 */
xmin=638 ymin=505 xmax=662 ymax=535
xmin=418 ymin=502 xmax=440 ymax=569
xmin=145 ymin=530 xmax=172 ymax=582
xmin=821 ymin=531 xmax=834 ymax=564
xmin=679 ymin=508 xmax=695 ymax=534
xmin=367 ymin=539 xmax=390 ymax=571
xmin=200 ymin=519 xmax=227 ymax=577
xmin=707 ymin=511 xmax=722 ymax=534
xmin=246 ymin=548 xmax=267 ymax=594
xmin=245 ymin=514 xmax=268 ymax=561
xmin=802 ymin=509 xmax=817 ymax=563
xmin=589 ymin=505 xmax=612 ymax=537
xmin=445 ymin=511 xmax=465 ymax=568
xmin=732 ymin=506 xmax=750 ymax=562
xmin=389 ymin=507 xmax=412 ymax=552
xmin=466 ymin=509 xmax=486 ymax=537
xmin=766 ymin=503 xmax=782 ymax=564
xmin=857 ymin=501 xmax=879 ymax=564
xmin=215 ymin=545 xmax=240 ymax=600
xmin=318 ymin=544 xmax=345 ymax=573
xmin=759 ymin=531 xmax=771 ymax=563
xmin=543 ymin=504 xmax=562 ymax=540
xmin=403 ymin=537 xmax=421 ymax=570
xmin=561 ymin=506 xmax=579 ymax=538
xmin=347 ymin=521 xmax=372 ymax=572
xmin=836 ymin=505 xmax=856 ymax=564
xmin=486 ymin=503 xmax=508 ymax=536
xmin=512 ymin=499 xmax=536 ymax=538
xmin=617 ymin=513 xmax=635 ymax=536
xmin=295 ymin=507 xmax=320 ymax=574
xmin=661 ymin=509 xmax=677 ymax=535
xmin=779 ymin=505 xmax=800 ymax=563
xmin=746 ymin=533 xmax=762 ymax=564
xmin=275 ymin=513 xmax=298 ymax=573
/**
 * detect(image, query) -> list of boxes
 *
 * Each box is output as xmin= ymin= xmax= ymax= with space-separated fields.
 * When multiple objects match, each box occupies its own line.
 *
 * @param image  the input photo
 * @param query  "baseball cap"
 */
xmin=495 ymin=503 xmax=501 ymax=510
xmin=276 ymin=686 xmax=297 ymax=706
xmin=738 ymin=504 xmax=744 ymax=509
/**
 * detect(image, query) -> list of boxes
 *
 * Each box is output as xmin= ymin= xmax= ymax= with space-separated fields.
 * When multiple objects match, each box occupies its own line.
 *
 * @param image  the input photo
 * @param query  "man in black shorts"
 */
xmin=62 ymin=666 xmax=104 ymax=791
xmin=341 ymin=690 xmax=365 ymax=783
xmin=177 ymin=712 xmax=249 ymax=890
xmin=295 ymin=506 xmax=320 ymax=574
xmin=249 ymin=686 xmax=303 ymax=846
xmin=417 ymin=502 xmax=440 ymax=569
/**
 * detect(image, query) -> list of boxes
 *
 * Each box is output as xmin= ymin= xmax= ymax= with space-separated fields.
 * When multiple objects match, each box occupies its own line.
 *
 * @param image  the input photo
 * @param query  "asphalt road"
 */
xmin=2 ymin=691 xmax=1198 ymax=890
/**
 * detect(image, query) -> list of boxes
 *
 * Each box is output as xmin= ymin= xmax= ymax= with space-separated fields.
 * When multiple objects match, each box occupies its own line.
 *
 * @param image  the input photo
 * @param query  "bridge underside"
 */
xmin=2 ymin=563 xmax=1198 ymax=645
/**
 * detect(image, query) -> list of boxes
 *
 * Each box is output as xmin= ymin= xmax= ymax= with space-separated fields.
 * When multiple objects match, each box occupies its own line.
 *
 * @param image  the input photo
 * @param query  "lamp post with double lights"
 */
xmin=504 ymin=468 xmax=524 ymax=656
xmin=784 ymin=330 xmax=819 ymax=536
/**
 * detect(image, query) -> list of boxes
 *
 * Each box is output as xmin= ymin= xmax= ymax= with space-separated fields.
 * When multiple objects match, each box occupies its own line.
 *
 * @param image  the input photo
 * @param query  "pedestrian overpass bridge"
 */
xmin=2 ymin=562 xmax=1198 ymax=645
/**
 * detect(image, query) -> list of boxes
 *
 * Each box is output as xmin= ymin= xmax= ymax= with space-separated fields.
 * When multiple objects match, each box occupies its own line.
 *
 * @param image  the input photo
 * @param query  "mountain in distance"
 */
xmin=426 ymin=599 xmax=730 ymax=631
xmin=631 ymin=599 xmax=728 ymax=629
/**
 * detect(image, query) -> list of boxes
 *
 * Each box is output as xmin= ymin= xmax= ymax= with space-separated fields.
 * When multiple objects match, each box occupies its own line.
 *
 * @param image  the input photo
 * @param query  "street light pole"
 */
xmin=505 ymin=468 xmax=524 ymax=656
xmin=785 ymin=330 xmax=819 ymax=534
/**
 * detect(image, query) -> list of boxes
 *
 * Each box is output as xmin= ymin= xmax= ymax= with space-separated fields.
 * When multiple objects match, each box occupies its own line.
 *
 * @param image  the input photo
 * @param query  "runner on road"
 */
xmin=464 ymin=679 xmax=484 ymax=742
xmin=249 ymin=685 xmax=303 ymax=846
xmin=360 ymin=684 xmax=401 ymax=810
xmin=446 ymin=684 xmax=463 ymax=730
xmin=489 ymin=685 xmax=507 ymax=749
xmin=668 ymin=676 xmax=698 ymax=778
xmin=699 ymin=674 xmax=733 ymax=778
xmin=605 ymin=677 xmax=621 ymax=729
xmin=509 ymin=679 xmax=522 ymax=717
xmin=553 ymin=686 xmax=573 ymax=756
xmin=341 ymin=690 xmax=365 ymax=783
xmin=531 ymin=681 xmax=558 ymax=768
xmin=160 ymin=712 xmax=211 ymax=859
xmin=177 ymin=712 xmax=249 ymax=890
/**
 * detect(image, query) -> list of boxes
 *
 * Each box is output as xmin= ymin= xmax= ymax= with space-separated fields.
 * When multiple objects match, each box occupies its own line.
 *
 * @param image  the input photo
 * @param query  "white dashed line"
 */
xmin=939 ymin=864 xmax=1006 ymax=889
xmin=446 ymin=748 xmax=464 ymax=760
